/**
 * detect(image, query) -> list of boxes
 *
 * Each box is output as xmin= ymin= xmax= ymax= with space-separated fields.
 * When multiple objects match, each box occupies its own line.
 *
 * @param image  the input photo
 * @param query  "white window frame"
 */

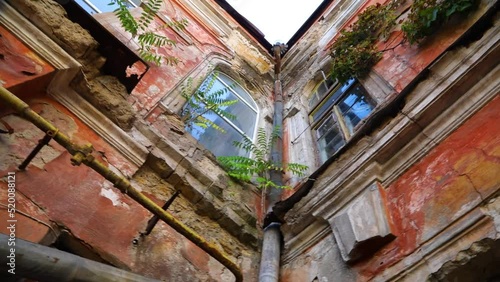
xmin=182 ymin=72 xmax=259 ymax=157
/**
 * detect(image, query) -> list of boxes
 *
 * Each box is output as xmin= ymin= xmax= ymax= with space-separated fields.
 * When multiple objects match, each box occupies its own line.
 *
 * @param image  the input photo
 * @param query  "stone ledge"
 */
xmin=137 ymin=121 xmax=260 ymax=248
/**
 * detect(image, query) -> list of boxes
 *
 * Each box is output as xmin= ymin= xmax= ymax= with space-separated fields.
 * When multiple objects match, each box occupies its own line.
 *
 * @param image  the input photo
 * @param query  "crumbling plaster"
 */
xmin=2 ymin=0 xmax=500 ymax=281
xmin=279 ymin=3 xmax=500 ymax=280
xmin=0 ymin=0 xmax=271 ymax=280
xmin=7 ymin=0 xmax=136 ymax=130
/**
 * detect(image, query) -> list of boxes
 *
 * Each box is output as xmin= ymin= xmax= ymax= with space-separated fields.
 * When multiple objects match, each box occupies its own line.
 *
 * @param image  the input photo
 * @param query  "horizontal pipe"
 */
xmin=0 ymin=86 xmax=242 ymax=282
xmin=144 ymin=190 xmax=181 ymax=236
xmin=0 ymin=233 xmax=160 ymax=282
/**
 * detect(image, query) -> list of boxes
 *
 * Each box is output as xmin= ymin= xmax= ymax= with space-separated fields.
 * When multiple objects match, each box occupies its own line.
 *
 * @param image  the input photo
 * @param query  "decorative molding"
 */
xmin=312 ymin=18 xmax=500 ymax=221
xmin=373 ymin=205 xmax=497 ymax=281
xmin=1 ymin=1 xmax=149 ymax=169
xmin=177 ymin=0 xmax=232 ymax=38
xmin=329 ymin=182 xmax=395 ymax=262
xmin=282 ymin=220 xmax=332 ymax=264
xmin=0 ymin=1 xmax=79 ymax=72
xmin=283 ymin=13 xmax=500 ymax=263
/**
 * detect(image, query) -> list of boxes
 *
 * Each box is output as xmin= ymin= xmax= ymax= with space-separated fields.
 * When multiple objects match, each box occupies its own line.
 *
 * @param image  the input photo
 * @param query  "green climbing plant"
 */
xmin=330 ymin=1 xmax=399 ymax=84
xmin=217 ymin=127 xmax=309 ymax=189
xmin=110 ymin=0 xmax=187 ymax=65
xmin=180 ymin=71 xmax=238 ymax=133
xmin=329 ymin=0 xmax=478 ymax=83
xmin=402 ymin=0 xmax=478 ymax=44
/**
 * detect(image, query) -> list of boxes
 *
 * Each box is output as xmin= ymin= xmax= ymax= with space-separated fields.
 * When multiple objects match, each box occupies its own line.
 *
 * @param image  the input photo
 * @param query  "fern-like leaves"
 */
xmin=180 ymin=72 xmax=238 ymax=133
xmin=111 ymin=0 xmax=188 ymax=65
xmin=218 ymin=126 xmax=308 ymax=189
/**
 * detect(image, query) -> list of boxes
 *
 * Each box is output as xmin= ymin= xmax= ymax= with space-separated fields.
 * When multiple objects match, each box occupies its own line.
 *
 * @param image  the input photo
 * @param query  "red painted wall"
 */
xmin=355 ymin=95 xmax=500 ymax=280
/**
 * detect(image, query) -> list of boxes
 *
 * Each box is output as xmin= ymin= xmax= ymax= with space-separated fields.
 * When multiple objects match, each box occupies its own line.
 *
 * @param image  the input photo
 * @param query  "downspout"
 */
xmin=258 ymin=43 xmax=287 ymax=282
xmin=0 ymin=86 xmax=242 ymax=282
xmin=0 ymin=234 xmax=160 ymax=282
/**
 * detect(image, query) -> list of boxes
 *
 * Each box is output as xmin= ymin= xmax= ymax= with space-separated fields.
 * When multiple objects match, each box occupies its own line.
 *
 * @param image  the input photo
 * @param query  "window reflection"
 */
xmin=183 ymin=72 xmax=258 ymax=157
xmin=309 ymin=78 xmax=375 ymax=164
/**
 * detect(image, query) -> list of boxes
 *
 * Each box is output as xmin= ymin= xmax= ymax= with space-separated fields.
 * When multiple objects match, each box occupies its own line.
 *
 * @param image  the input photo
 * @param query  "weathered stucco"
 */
xmin=1 ymin=0 xmax=499 ymax=281
xmin=7 ymin=0 xmax=136 ymax=130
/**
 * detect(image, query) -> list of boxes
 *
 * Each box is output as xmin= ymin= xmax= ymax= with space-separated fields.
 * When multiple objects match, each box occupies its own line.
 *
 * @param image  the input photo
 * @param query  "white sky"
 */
xmin=226 ymin=0 xmax=323 ymax=44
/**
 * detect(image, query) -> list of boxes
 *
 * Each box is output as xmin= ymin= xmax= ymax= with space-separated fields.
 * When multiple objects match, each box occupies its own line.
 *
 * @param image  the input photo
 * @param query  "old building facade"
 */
xmin=0 ymin=0 xmax=498 ymax=281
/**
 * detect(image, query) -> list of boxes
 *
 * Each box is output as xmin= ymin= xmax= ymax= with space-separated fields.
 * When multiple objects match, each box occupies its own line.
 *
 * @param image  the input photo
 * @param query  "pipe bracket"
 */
xmin=18 ymin=130 xmax=57 ymax=170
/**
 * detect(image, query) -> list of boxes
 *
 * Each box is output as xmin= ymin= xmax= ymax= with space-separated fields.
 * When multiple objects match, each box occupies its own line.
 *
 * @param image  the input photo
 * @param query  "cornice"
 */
xmin=1 ymin=1 xmax=149 ymax=170
xmin=283 ymin=13 xmax=500 ymax=262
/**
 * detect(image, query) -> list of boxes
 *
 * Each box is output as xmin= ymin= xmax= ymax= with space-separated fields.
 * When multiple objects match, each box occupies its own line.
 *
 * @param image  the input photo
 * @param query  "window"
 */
xmin=76 ymin=0 xmax=141 ymax=14
xmin=310 ymin=78 xmax=376 ymax=163
xmin=182 ymin=72 xmax=258 ymax=157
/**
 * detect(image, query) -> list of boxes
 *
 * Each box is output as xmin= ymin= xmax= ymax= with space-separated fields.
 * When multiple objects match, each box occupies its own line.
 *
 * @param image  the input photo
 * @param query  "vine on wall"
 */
xmin=329 ymin=0 xmax=479 ymax=83
xmin=330 ymin=2 xmax=399 ymax=84
xmin=402 ymin=0 xmax=478 ymax=44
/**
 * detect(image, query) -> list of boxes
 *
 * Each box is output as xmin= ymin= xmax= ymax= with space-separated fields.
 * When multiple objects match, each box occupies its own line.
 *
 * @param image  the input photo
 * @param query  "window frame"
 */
xmin=181 ymin=71 xmax=259 ymax=157
xmin=309 ymin=77 xmax=376 ymax=162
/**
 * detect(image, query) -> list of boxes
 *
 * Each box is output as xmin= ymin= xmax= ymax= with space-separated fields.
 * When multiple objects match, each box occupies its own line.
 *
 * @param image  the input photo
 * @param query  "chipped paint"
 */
xmin=100 ymin=182 xmax=130 ymax=209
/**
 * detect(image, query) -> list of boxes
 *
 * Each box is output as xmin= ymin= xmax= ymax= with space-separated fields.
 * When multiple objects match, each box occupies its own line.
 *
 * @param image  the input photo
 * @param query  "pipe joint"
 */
xmin=70 ymin=144 xmax=94 ymax=166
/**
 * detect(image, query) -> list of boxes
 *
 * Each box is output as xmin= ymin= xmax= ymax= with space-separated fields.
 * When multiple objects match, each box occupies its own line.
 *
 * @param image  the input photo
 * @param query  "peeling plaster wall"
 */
xmin=0 ymin=0 xmax=271 ymax=280
xmin=353 ymin=96 xmax=500 ymax=280
xmin=7 ymin=0 xmax=136 ymax=130
xmin=280 ymin=0 xmax=496 ymax=182
xmin=2 ymin=0 xmax=500 ymax=281
xmin=0 ymin=96 xmax=261 ymax=281
xmin=280 ymin=69 xmax=500 ymax=282
xmin=92 ymin=0 xmax=274 ymax=119
xmin=279 ymin=1 xmax=500 ymax=280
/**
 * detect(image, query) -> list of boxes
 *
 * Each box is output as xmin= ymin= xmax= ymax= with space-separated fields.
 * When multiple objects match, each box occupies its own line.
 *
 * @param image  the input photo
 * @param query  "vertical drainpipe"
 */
xmin=259 ymin=43 xmax=287 ymax=282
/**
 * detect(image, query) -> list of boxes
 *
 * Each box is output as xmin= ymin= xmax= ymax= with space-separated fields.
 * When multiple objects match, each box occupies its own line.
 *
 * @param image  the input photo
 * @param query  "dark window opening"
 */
xmin=309 ymin=78 xmax=376 ymax=163
xmin=52 ymin=230 xmax=114 ymax=266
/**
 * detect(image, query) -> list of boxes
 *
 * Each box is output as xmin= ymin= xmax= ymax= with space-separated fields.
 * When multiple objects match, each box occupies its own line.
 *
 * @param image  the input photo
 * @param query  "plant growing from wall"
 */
xmin=330 ymin=2 xmax=399 ymax=84
xmin=329 ymin=0 xmax=478 ymax=83
xmin=110 ymin=0 xmax=187 ymax=65
xmin=180 ymin=72 xmax=238 ymax=133
xmin=217 ymin=127 xmax=309 ymax=190
xmin=401 ymin=0 xmax=478 ymax=44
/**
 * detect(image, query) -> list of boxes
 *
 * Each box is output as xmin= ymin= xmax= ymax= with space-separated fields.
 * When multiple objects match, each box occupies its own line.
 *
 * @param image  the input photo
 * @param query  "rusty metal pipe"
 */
xmin=143 ymin=190 xmax=181 ymax=236
xmin=0 ymin=234 xmax=160 ymax=282
xmin=258 ymin=42 xmax=288 ymax=282
xmin=0 ymin=86 xmax=242 ymax=282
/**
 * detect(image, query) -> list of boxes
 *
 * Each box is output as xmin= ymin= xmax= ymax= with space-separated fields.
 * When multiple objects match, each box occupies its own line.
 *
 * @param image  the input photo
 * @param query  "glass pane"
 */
xmin=311 ymin=93 xmax=336 ymax=122
xmin=338 ymin=83 xmax=375 ymax=134
xmin=309 ymin=93 xmax=319 ymax=108
xmin=220 ymin=90 xmax=257 ymax=137
xmin=310 ymin=79 xmax=355 ymax=122
xmin=316 ymin=115 xmax=345 ymax=163
xmin=218 ymin=73 xmax=257 ymax=110
xmin=309 ymin=79 xmax=334 ymax=109
xmin=316 ymin=82 xmax=329 ymax=99
xmin=196 ymin=74 xmax=257 ymax=137
xmin=182 ymin=72 xmax=258 ymax=157
xmin=316 ymin=115 xmax=336 ymax=139
xmin=75 ymin=0 xmax=136 ymax=14
xmin=186 ymin=111 xmax=248 ymax=157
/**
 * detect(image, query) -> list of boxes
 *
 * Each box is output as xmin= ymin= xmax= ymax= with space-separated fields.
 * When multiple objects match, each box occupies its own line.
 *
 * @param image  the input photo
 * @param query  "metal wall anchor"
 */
xmin=132 ymin=190 xmax=181 ymax=245
xmin=18 ymin=130 xmax=56 ymax=170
